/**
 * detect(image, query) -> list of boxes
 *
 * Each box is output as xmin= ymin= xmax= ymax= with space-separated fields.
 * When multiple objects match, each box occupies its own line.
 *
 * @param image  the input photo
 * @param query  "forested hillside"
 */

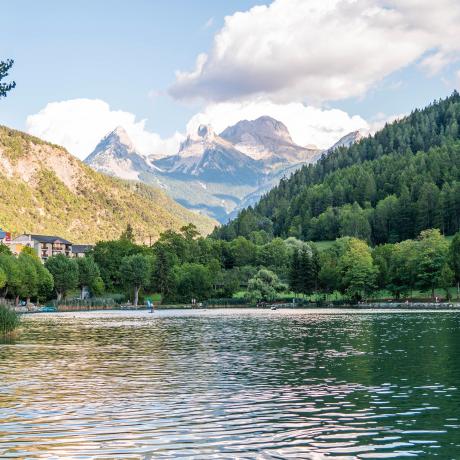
xmin=213 ymin=92 xmax=460 ymax=244
xmin=0 ymin=126 xmax=216 ymax=243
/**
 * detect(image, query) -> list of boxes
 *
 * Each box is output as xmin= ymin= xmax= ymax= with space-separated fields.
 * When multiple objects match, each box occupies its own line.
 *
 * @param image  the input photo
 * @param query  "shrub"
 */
xmin=0 ymin=304 xmax=20 ymax=336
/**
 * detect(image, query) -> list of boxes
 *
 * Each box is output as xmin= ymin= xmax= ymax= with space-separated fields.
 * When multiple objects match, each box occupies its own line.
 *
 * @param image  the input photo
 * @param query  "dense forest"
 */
xmin=2 ymin=225 xmax=459 ymax=305
xmin=213 ymin=92 xmax=460 ymax=244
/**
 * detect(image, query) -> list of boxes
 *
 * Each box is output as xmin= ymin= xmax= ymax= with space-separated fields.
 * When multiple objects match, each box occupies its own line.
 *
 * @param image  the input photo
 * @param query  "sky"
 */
xmin=1 ymin=0 xmax=460 ymax=160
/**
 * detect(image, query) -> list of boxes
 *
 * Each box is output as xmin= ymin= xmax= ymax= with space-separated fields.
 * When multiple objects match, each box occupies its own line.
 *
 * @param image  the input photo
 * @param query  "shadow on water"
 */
xmin=1 ymin=309 xmax=460 ymax=458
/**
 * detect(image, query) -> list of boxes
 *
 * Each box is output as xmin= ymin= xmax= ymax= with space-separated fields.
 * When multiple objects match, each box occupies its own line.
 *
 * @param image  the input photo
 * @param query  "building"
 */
xmin=8 ymin=234 xmax=73 ymax=262
xmin=0 ymin=228 xmax=12 ymax=245
xmin=71 ymin=244 xmax=93 ymax=258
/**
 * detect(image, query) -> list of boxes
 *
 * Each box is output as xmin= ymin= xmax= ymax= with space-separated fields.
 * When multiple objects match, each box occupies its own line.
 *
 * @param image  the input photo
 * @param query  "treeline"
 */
xmin=213 ymin=92 xmax=460 ymax=244
xmin=0 ymin=225 xmax=459 ymax=305
xmin=78 ymin=226 xmax=460 ymax=303
xmin=0 ymin=245 xmax=104 ymax=303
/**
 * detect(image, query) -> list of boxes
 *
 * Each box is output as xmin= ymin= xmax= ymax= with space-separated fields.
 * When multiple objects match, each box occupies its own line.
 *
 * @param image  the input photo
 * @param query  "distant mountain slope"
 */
xmin=213 ymin=92 xmax=460 ymax=244
xmin=85 ymin=116 xmax=359 ymax=223
xmin=154 ymin=125 xmax=262 ymax=184
xmin=85 ymin=126 xmax=153 ymax=181
xmin=220 ymin=116 xmax=319 ymax=166
xmin=0 ymin=126 xmax=216 ymax=243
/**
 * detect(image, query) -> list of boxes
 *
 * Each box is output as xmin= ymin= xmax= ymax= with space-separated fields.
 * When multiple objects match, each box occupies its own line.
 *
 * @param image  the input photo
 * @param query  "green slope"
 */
xmin=0 ymin=126 xmax=217 ymax=243
xmin=214 ymin=92 xmax=460 ymax=244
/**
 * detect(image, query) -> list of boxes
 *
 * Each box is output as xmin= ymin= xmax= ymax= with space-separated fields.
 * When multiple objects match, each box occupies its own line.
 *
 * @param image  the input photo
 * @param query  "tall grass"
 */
xmin=0 ymin=304 xmax=20 ymax=336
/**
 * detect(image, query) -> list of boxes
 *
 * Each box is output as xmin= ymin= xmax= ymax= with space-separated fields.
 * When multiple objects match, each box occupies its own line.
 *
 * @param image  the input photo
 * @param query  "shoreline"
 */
xmin=22 ymin=303 xmax=460 ymax=315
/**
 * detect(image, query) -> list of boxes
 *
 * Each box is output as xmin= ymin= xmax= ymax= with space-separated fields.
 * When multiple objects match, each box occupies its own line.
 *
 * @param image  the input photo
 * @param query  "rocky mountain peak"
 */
xmin=101 ymin=126 xmax=134 ymax=151
xmin=196 ymin=124 xmax=215 ymax=139
xmin=84 ymin=126 xmax=151 ymax=181
xmin=220 ymin=115 xmax=293 ymax=145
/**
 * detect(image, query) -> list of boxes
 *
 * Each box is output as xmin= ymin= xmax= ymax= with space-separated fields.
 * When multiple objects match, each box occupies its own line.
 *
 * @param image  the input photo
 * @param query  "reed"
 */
xmin=0 ymin=304 xmax=21 ymax=336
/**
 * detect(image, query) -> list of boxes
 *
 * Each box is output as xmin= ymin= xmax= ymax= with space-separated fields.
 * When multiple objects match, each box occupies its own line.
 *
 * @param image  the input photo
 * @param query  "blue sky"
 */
xmin=0 ymin=0 xmax=261 ymax=136
xmin=1 ymin=0 xmax=459 ymax=159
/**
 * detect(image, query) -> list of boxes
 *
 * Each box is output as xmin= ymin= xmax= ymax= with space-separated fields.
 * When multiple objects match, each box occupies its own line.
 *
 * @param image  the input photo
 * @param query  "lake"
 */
xmin=1 ymin=309 xmax=460 ymax=458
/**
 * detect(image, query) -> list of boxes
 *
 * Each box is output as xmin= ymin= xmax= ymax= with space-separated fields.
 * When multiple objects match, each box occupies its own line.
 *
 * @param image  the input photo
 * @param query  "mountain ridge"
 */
xmin=0 ymin=125 xmax=217 ymax=243
xmin=85 ymin=116 xmax=361 ymax=222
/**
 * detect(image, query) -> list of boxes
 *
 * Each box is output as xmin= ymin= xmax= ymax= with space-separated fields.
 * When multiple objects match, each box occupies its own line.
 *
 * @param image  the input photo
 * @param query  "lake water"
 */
xmin=1 ymin=309 xmax=460 ymax=459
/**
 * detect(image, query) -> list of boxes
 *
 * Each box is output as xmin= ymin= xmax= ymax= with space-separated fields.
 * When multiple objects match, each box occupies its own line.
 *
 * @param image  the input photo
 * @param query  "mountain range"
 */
xmin=0 ymin=126 xmax=216 ymax=243
xmin=85 ymin=116 xmax=361 ymax=222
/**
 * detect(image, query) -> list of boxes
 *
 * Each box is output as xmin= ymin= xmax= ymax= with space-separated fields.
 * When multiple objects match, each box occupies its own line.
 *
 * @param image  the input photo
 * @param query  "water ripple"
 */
xmin=1 ymin=309 xmax=460 ymax=458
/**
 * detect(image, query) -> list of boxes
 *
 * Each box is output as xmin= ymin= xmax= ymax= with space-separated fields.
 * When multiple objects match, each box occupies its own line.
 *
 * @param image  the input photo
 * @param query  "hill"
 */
xmin=213 ymin=92 xmax=460 ymax=244
xmin=0 ymin=126 xmax=217 ymax=243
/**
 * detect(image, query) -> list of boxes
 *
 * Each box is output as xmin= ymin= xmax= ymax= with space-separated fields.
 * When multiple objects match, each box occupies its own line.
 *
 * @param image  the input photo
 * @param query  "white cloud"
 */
xmin=186 ymin=100 xmax=369 ymax=149
xmin=26 ymin=99 xmax=182 ymax=160
xmin=170 ymin=0 xmax=460 ymax=104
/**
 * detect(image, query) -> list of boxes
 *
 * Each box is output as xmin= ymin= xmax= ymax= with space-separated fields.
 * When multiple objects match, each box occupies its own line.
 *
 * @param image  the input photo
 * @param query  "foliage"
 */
xmin=289 ymin=243 xmax=318 ymax=296
xmin=0 ymin=59 xmax=15 ymax=98
xmin=414 ymin=229 xmax=450 ymax=297
xmin=0 ymin=267 xmax=6 ymax=290
xmin=120 ymin=253 xmax=152 ymax=306
xmin=0 ymin=304 xmax=20 ymax=335
xmin=337 ymin=238 xmax=377 ymax=301
xmin=214 ymin=92 xmax=460 ymax=245
xmin=173 ymin=263 xmax=213 ymax=301
xmin=76 ymin=256 xmax=101 ymax=298
xmin=246 ymin=269 xmax=283 ymax=303
xmin=120 ymin=224 xmax=135 ymax=243
xmin=449 ymin=232 xmax=460 ymax=297
xmin=45 ymin=255 xmax=78 ymax=300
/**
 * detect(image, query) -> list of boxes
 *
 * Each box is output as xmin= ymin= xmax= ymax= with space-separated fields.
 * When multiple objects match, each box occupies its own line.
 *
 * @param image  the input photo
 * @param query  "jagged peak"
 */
xmin=103 ymin=125 xmax=133 ymax=148
xmin=197 ymin=124 xmax=215 ymax=138
xmin=220 ymin=115 xmax=293 ymax=144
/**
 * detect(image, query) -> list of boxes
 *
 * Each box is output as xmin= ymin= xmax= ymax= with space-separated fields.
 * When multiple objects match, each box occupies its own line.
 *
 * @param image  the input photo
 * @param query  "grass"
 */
xmin=233 ymin=287 xmax=459 ymax=303
xmin=0 ymin=304 xmax=21 ymax=336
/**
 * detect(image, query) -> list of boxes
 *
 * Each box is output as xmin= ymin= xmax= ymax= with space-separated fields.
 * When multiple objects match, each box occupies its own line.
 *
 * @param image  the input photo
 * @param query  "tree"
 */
xmin=45 ymin=255 xmax=79 ymax=300
xmin=439 ymin=264 xmax=454 ymax=300
xmin=174 ymin=263 xmax=213 ymax=301
xmin=0 ymin=267 xmax=6 ymax=291
xmin=92 ymin=239 xmax=142 ymax=290
xmin=449 ymin=232 xmax=460 ymax=299
xmin=120 ymin=223 xmax=135 ymax=243
xmin=0 ymin=253 xmax=21 ymax=298
xmin=414 ymin=229 xmax=449 ymax=298
xmin=229 ymin=237 xmax=257 ymax=267
xmin=0 ymin=59 xmax=15 ymax=98
xmin=338 ymin=238 xmax=377 ymax=301
xmin=120 ymin=254 xmax=151 ymax=306
xmin=151 ymin=245 xmax=175 ymax=298
xmin=0 ymin=243 xmax=11 ymax=255
xmin=247 ymin=269 xmax=283 ymax=304
xmin=76 ymin=256 xmax=101 ymax=299
xmin=288 ymin=248 xmax=302 ymax=295
xmin=17 ymin=253 xmax=39 ymax=302
xmin=17 ymin=251 xmax=53 ymax=303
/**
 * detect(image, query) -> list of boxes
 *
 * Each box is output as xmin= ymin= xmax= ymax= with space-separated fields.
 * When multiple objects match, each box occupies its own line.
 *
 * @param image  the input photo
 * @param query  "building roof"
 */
xmin=72 ymin=244 xmax=93 ymax=254
xmin=14 ymin=234 xmax=73 ymax=245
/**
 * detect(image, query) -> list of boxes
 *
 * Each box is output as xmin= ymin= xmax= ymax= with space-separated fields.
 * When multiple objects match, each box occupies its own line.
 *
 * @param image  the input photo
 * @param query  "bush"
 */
xmin=0 ymin=304 xmax=20 ymax=335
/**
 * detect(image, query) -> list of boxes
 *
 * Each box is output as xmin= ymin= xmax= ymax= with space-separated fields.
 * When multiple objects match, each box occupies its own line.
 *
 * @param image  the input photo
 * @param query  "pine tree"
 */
xmin=0 ymin=59 xmax=15 ymax=98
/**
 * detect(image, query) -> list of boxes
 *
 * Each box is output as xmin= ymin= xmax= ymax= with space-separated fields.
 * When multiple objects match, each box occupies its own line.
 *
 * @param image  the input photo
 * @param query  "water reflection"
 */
xmin=1 ymin=309 xmax=460 ymax=458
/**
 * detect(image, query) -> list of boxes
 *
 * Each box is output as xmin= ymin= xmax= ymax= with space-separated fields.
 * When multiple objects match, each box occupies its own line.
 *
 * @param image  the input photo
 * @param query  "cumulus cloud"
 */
xmin=186 ymin=100 xmax=369 ymax=149
xmin=170 ymin=0 xmax=460 ymax=104
xmin=26 ymin=99 xmax=182 ymax=160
